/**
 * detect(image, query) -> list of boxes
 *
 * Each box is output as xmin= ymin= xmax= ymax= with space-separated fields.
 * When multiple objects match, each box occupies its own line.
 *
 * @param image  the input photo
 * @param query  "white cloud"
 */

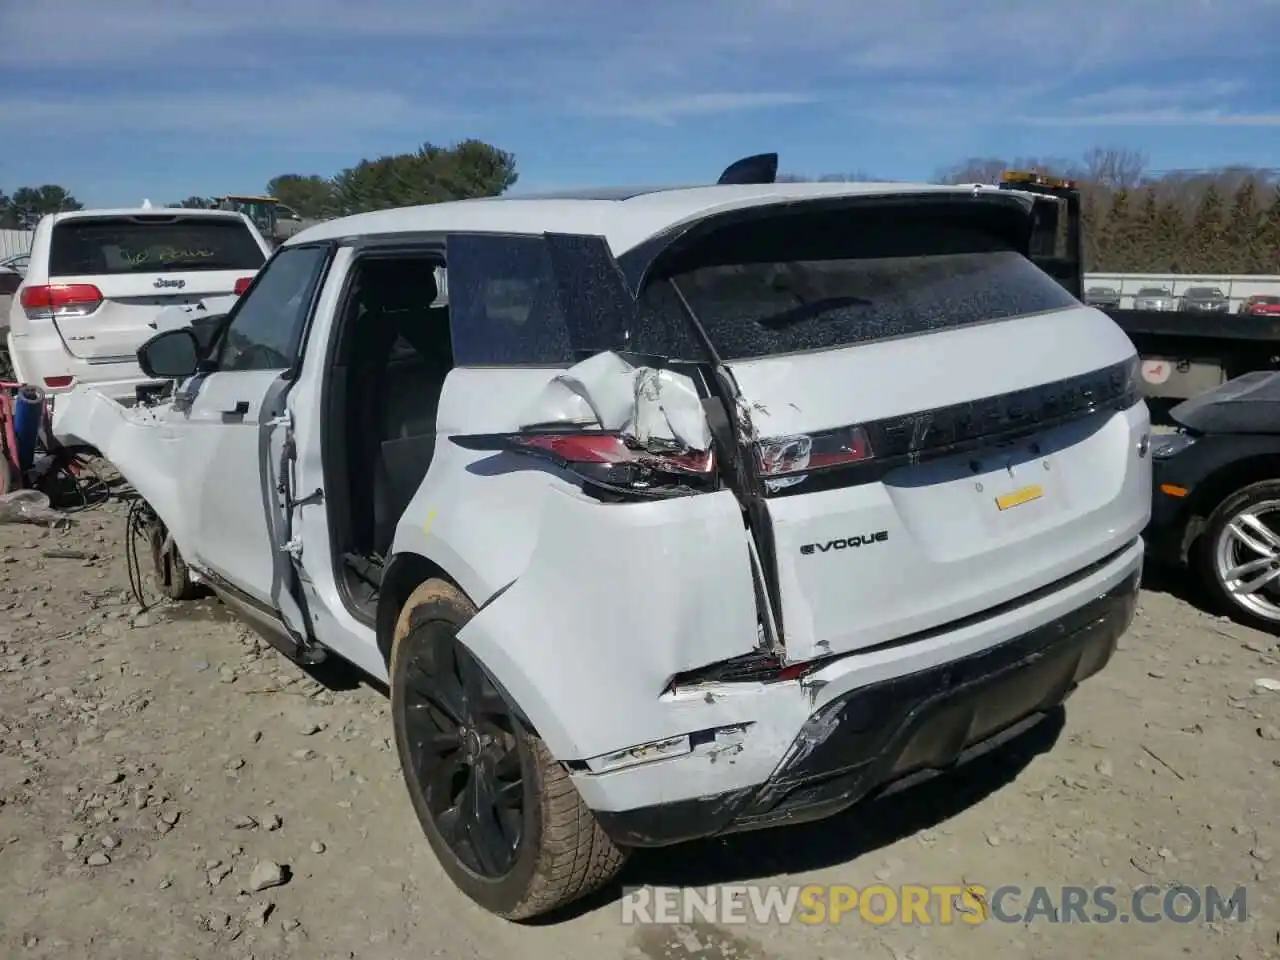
xmin=0 ymin=88 xmax=459 ymax=137
xmin=9 ymin=0 xmax=1278 ymax=74
xmin=1018 ymin=109 xmax=1280 ymax=127
xmin=842 ymin=74 xmax=1279 ymax=130
xmin=2 ymin=0 xmax=1277 ymax=133
xmin=580 ymin=92 xmax=819 ymax=124
xmin=1064 ymin=80 xmax=1248 ymax=111
xmin=0 ymin=0 xmax=549 ymax=65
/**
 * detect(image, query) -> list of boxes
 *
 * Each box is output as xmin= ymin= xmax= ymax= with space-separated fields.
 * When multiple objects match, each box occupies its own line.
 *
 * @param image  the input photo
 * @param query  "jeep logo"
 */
xmin=154 ymin=278 xmax=186 ymax=290
xmin=800 ymin=531 xmax=888 ymax=555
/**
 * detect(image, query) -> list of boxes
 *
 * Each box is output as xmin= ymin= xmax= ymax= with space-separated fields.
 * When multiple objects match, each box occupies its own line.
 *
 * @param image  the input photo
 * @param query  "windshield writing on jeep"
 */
xmin=48 ymin=217 xmax=266 ymax=277
xmin=121 ymin=247 xmax=217 ymax=266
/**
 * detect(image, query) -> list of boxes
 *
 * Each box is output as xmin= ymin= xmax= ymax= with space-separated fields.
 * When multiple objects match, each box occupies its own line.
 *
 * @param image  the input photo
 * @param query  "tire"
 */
xmin=1195 ymin=479 xmax=1280 ymax=632
xmin=390 ymin=579 xmax=628 ymax=920
xmin=149 ymin=526 xmax=201 ymax=601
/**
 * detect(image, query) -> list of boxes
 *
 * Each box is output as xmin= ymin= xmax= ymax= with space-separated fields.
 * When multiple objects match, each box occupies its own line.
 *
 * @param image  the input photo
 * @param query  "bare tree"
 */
xmin=778 ymin=171 xmax=879 ymax=182
xmin=936 ymin=158 xmax=1008 ymax=185
xmin=1081 ymin=147 xmax=1148 ymax=191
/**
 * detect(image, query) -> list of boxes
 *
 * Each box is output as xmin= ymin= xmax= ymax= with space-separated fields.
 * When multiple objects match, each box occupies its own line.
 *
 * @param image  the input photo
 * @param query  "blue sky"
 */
xmin=2 ymin=0 xmax=1278 ymax=207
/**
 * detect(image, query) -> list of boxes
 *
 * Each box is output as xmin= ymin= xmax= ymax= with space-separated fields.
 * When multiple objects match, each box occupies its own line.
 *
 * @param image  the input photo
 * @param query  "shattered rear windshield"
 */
xmin=637 ymin=203 xmax=1079 ymax=361
xmin=49 ymin=216 xmax=266 ymax=277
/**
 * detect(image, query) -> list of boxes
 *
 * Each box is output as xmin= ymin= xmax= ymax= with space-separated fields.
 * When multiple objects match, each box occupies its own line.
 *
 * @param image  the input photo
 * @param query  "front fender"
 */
xmin=52 ymin=387 xmax=195 ymax=553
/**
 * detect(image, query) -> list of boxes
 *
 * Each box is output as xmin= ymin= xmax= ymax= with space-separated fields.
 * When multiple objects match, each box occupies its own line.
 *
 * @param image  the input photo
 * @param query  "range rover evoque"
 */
xmin=53 ymin=158 xmax=1151 ymax=920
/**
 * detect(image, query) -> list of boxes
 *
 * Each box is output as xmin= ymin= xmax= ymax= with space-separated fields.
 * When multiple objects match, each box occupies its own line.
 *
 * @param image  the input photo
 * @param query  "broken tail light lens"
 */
xmin=755 ymin=425 xmax=873 ymax=479
xmin=516 ymin=433 xmax=712 ymax=473
xmin=452 ymin=430 xmax=716 ymax=496
xmin=664 ymin=649 xmax=829 ymax=693
xmin=20 ymin=284 xmax=104 ymax=321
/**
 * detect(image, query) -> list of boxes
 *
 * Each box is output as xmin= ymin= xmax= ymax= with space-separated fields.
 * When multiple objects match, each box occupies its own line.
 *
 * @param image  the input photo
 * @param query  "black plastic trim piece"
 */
xmin=764 ymin=356 xmax=1141 ymax=497
xmin=595 ymin=569 xmax=1137 ymax=848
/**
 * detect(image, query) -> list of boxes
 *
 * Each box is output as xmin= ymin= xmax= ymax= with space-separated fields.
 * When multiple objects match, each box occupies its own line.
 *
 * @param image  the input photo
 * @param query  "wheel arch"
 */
xmin=377 ymin=551 xmax=559 ymax=751
xmin=1184 ymin=453 xmax=1280 ymax=556
xmin=376 ymin=550 xmax=457 ymax=667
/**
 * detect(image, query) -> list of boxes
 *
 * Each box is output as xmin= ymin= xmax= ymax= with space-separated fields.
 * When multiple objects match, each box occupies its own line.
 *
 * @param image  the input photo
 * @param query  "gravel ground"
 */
xmin=1 ymin=471 xmax=1278 ymax=960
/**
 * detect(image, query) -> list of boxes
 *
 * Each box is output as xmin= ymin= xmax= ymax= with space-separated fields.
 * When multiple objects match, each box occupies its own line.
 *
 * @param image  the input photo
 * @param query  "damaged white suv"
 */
xmin=53 ymin=158 xmax=1151 ymax=920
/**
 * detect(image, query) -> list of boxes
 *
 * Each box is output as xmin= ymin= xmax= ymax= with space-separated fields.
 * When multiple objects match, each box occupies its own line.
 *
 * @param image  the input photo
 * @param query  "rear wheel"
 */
xmin=390 ymin=580 xmax=628 ymax=919
xmin=149 ymin=523 xmax=200 ymax=601
xmin=1197 ymin=480 xmax=1280 ymax=631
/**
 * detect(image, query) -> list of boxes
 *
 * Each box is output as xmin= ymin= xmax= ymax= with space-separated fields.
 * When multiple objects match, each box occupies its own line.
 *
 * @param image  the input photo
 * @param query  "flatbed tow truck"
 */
xmin=993 ymin=171 xmax=1280 ymax=409
xmin=1103 ymin=309 xmax=1280 ymax=404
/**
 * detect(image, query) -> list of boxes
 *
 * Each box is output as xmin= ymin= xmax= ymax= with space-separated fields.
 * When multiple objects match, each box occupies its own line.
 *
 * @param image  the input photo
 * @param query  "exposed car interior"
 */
xmin=324 ymin=255 xmax=453 ymax=615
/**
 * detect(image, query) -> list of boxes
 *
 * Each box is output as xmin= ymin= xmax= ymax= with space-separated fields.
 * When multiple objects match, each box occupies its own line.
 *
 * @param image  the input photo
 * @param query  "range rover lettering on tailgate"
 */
xmin=52 ymin=156 xmax=1151 ymax=921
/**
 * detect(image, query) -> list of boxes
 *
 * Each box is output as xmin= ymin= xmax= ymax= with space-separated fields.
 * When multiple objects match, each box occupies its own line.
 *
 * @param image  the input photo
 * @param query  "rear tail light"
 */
xmin=20 ymin=284 xmax=103 ymax=320
xmin=233 ymin=277 xmax=254 ymax=296
xmin=43 ymin=375 xmax=74 ymax=389
xmin=755 ymin=425 xmax=873 ymax=485
xmin=664 ymin=648 xmax=829 ymax=692
xmin=451 ymin=430 xmax=715 ymax=498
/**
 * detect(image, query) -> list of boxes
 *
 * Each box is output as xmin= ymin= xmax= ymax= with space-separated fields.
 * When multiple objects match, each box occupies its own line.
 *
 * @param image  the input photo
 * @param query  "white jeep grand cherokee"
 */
xmin=6 ymin=207 xmax=270 ymax=402
xmin=53 ymin=158 xmax=1151 ymax=920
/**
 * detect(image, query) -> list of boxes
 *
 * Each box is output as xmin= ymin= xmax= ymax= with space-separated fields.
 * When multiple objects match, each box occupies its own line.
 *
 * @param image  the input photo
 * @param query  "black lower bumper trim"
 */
xmin=596 ymin=568 xmax=1139 ymax=848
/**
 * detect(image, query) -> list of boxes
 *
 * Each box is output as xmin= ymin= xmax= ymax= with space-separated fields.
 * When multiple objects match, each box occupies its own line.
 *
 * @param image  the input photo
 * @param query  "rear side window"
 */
xmin=444 ymin=234 xmax=574 ymax=365
xmin=48 ymin=215 xmax=266 ymax=278
xmin=638 ymin=202 xmax=1080 ymax=361
xmin=444 ymin=233 xmax=641 ymax=366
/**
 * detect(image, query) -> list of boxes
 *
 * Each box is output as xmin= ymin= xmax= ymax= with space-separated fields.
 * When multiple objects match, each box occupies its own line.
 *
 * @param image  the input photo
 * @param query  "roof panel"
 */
xmin=288 ymin=181 xmax=993 ymax=255
xmin=507 ymin=185 xmax=699 ymax=201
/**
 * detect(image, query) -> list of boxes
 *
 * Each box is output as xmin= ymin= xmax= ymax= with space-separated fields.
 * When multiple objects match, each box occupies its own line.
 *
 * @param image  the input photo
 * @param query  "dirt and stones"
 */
xmin=0 ymin=487 xmax=1278 ymax=959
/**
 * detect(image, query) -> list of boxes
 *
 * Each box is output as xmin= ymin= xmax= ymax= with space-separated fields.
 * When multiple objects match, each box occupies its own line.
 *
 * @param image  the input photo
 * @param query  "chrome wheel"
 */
xmin=1212 ymin=499 xmax=1280 ymax=622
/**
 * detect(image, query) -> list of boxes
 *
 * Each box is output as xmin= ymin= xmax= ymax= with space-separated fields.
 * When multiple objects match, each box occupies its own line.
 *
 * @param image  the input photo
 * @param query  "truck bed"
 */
xmin=1106 ymin=308 xmax=1280 ymax=342
xmin=1102 ymin=308 xmax=1280 ymax=408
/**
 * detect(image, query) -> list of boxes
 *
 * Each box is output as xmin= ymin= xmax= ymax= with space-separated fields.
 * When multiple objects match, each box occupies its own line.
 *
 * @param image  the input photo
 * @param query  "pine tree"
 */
xmin=1259 ymin=186 xmax=1280 ymax=276
xmin=1226 ymin=179 xmax=1263 ymax=273
xmin=1189 ymin=185 xmax=1230 ymax=273
xmin=1097 ymin=189 xmax=1135 ymax=271
xmin=1079 ymin=186 xmax=1107 ymax=271
xmin=1131 ymin=188 xmax=1161 ymax=272
xmin=1155 ymin=198 xmax=1189 ymax=273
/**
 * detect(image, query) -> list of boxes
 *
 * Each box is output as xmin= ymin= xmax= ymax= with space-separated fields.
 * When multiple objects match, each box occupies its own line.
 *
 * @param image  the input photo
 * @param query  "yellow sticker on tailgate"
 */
xmin=995 ymin=484 xmax=1043 ymax=511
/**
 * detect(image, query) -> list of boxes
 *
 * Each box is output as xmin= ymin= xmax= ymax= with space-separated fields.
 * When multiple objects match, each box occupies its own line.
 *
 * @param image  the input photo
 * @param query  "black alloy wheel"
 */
xmin=401 ymin=628 xmax=525 ymax=877
xmin=390 ymin=579 xmax=628 ymax=920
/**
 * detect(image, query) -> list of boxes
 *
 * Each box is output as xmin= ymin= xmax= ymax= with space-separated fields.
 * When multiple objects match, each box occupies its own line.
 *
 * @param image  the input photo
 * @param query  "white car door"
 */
xmin=178 ymin=245 xmax=332 ymax=606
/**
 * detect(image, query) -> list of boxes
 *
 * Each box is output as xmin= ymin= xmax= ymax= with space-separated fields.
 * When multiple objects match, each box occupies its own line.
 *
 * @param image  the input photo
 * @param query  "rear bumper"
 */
xmin=595 ymin=569 xmax=1138 ymax=848
xmin=6 ymin=330 xmax=159 ymax=405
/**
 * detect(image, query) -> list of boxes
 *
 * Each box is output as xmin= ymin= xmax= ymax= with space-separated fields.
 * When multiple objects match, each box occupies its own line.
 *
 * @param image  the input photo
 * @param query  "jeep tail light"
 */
xmin=755 ymin=425 xmax=873 ymax=477
xmin=451 ymin=430 xmax=715 ymax=497
xmin=43 ymin=375 xmax=74 ymax=389
xmin=234 ymin=276 xmax=254 ymax=296
xmin=20 ymin=283 xmax=104 ymax=320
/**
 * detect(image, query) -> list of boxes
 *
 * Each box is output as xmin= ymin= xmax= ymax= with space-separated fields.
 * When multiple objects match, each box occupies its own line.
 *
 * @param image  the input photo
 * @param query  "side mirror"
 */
xmin=138 ymin=328 xmax=201 ymax=379
xmin=189 ymin=313 xmax=231 ymax=359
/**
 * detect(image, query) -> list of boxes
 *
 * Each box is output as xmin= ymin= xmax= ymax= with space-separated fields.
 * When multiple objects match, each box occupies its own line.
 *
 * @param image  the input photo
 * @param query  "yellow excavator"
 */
xmin=211 ymin=195 xmax=305 ymax=246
